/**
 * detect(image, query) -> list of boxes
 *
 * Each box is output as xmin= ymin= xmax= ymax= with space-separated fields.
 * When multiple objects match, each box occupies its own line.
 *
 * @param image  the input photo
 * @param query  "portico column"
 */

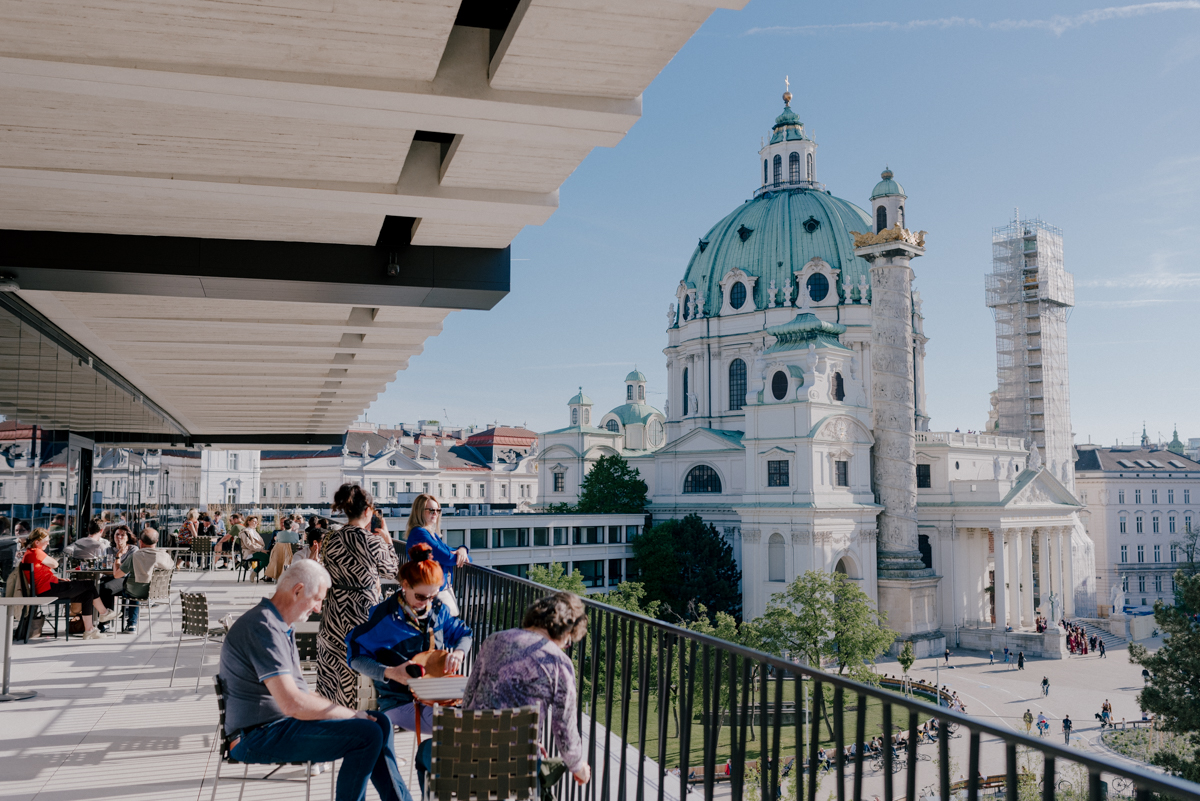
xmin=1064 ymin=525 xmax=1077 ymax=617
xmin=975 ymin=530 xmax=989 ymax=623
xmin=993 ymin=527 xmax=1008 ymax=632
xmin=1055 ymin=527 xmax=1066 ymax=620
xmin=1041 ymin=528 xmax=1055 ymax=613
xmin=1008 ymin=527 xmax=1023 ymax=628
xmin=1021 ymin=528 xmax=1035 ymax=623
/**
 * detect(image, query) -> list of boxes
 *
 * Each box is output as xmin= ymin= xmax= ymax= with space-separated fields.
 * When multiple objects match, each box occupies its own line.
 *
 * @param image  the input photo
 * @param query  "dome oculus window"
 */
xmin=683 ymin=465 xmax=722 ymax=494
xmin=648 ymin=419 xmax=665 ymax=447
xmin=771 ymin=370 xmax=789 ymax=401
xmin=605 ymin=419 xmax=620 ymax=433
xmin=730 ymin=282 xmax=747 ymax=309
xmin=802 ymin=216 xmax=820 ymax=234
xmin=806 ymin=273 xmax=829 ymax=302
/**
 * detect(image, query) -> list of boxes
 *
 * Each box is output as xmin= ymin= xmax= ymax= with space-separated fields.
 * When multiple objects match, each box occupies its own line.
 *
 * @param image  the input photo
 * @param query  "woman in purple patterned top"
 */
xmin=463 ymin=591 xmax=592 ymax=787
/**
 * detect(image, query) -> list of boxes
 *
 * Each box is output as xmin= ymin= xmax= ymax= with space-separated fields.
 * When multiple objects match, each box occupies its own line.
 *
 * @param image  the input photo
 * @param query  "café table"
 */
xmin=0 ymin=598 xmax=39 ymax=701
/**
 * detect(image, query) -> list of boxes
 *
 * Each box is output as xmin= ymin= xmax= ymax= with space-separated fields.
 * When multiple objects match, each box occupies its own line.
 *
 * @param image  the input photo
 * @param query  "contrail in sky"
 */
xmin=745 ymin=2 xmax=1200 ymax=36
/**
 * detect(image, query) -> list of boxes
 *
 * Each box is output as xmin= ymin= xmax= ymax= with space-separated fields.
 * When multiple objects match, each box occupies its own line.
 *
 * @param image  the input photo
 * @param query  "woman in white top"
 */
xmin=238 ymin=515 xmax=268 ymax=579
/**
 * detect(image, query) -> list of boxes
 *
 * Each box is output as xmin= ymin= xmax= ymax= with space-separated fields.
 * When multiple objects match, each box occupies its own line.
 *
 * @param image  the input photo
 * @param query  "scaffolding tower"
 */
xmin=986 ymin=213 xmax=1075 ymax=485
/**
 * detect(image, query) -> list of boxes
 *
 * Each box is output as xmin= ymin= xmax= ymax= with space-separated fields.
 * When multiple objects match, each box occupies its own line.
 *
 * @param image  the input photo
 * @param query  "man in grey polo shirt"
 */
xmin=218 ymin=559 xmax=411 ymax=801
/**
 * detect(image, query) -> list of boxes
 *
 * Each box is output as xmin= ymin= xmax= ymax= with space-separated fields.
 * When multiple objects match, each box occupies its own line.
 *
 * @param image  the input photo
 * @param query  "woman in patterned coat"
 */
xmin=317 ymin=484 xmax=399 ymax=708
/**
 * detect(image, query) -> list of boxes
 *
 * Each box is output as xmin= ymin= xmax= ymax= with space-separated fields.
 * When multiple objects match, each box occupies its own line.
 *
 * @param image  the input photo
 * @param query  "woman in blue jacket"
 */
xmin=403 ymin=493 xmax=469 ymax=614
xmin=345 ymin=544 xmax=472 ymax=734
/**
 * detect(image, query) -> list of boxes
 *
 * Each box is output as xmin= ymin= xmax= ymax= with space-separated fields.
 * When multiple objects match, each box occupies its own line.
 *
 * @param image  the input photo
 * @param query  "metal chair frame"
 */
xmin=121 ymin=567 xmax=174 ymax=642
xmin=171 ymin=591 xmax=226 ymax=692
xmin=428 ymin=706 xmax=540 ymax=801
xmin=189 ymin=538 xmax=215 ymax=571
xmin=210 ymin=675 xmax=336 ymax=801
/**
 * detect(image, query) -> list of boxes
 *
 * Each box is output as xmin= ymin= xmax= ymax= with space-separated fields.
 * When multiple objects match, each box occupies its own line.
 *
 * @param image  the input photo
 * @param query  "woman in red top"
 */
xmin=22 ymin=528 xmax=118 ymax=640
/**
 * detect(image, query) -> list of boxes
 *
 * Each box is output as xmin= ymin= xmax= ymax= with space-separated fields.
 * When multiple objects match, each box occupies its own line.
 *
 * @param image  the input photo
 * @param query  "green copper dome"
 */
xmin=870 ymin=168 xmax=905 ymax=199
xmin=769 ymin=98 xmax=809 ymax=144
xmin=568 ymin=388 xmax=593 ymax=405
xmin=682 ymin=189 xmax=874 ymax=316
xmin=625 ymin=370 xmax=647 ymax=382
xmin=607 ymin=402 xmax=663 ymax=427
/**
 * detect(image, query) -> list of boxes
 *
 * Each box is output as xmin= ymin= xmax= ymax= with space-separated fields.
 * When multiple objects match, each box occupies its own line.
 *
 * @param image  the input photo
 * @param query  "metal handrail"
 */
xmin=452 ymin=563 xmax=1200 ymax=801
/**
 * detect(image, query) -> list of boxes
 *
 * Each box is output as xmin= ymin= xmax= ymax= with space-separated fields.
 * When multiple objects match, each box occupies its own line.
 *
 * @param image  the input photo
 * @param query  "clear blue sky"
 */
xmin=368 ymin=0 xmax=1200 ymax=448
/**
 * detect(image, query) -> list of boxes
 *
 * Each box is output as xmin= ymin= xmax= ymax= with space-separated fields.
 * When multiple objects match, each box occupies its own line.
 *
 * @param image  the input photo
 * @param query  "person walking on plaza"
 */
xmin=317 ymin=484 xmax=398 ymax=709
xmin=1023 ymin=709 xmax=1033 ymax=734
xmin=1062 ymin=715 xmax=1073 ymax=744
xmin=404 ymin=494 xmax=469 ymax=616
xmin=1017 ymin=651 xmax=1025 ymax=670
xmin=944 ymin=648 xmax=950 ymax=665
xmin=1099 ymin=639 xmax=1106 ymax=658
xmin=989 ymin=650 xmax=994 ymax=665
xmin=1041 ymin=676 xmax=1049 ymax=696
xmin=218 ymin=559 xmax=412 ymax=801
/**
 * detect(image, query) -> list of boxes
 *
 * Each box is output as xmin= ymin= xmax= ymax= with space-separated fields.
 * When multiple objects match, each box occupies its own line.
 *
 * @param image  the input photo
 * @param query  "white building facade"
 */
xmin=1074 ymin=445 xmax=1200 ymax=613
xmin=538 ymin=91 xmax=1088 ymax=656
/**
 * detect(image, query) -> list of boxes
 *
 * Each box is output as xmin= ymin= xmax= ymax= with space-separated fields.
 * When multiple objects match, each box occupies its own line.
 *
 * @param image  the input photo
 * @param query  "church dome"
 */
xmin=625 ymin=370 xmax=647 ymax=382
xmin=568 ymin=389 xmax=592 ymax=405
xmin=683 ymin=189 xmax=873 ymax=315
xmin=870 ymin=168 xmax=905 ymax=199
xmin=606 ymin=402 xmax=662 ymax=427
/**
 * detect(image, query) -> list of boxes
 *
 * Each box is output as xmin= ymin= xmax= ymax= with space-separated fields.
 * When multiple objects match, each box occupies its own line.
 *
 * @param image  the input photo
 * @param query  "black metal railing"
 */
xmin=453 ymin=564 xmax=1200 ymax=801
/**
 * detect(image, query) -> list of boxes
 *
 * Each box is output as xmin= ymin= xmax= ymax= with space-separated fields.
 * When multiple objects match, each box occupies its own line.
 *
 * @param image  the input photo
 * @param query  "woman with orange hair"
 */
xmin=345 ymin=544 xmax=472 ymax=736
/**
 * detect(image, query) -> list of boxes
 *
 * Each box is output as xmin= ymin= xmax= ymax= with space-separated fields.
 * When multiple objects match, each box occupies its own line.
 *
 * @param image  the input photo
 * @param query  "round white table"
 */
xmin=0 ymin=597 xmax=39 ymax=701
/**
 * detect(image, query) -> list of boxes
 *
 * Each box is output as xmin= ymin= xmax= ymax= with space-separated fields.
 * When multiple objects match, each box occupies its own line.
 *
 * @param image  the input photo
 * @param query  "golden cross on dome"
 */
xmin=785 ymin=75 xmax=789 ymax=93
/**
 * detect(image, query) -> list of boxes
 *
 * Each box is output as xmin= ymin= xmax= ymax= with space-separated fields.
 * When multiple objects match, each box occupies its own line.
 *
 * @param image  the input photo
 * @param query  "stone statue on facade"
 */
xmin=767 ymin=280 xmax=777 ymax=308
xmin=858 ymin=275 xmax=870 ymax=304
xmin=667 ymin=303 xmax=676 ymax=328
xmin=1110 ymin=580 xmax=1126 ymax=613
xmin=1028 ymin=441 xmax=1043 ymax=471
xmin=782 ymin=281 xmax=793 ymax=307
xmin=993 ymin=456 xmax=1002 ymax=479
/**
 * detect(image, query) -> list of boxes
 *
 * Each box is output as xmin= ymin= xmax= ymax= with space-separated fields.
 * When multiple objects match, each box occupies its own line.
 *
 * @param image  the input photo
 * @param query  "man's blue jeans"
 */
xmin=230 ymin=712 xmax=412 ymax=801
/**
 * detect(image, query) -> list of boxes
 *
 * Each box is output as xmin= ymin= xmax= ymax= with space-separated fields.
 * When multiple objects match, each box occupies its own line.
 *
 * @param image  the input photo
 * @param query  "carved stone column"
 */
xmin=1008 ymin=527 xmax=1023 ymax=628
xmin=1064 ymin=525 xmax=1077 ymax=617
xmin=1021 ymin=527 xmax=1036 ymax=624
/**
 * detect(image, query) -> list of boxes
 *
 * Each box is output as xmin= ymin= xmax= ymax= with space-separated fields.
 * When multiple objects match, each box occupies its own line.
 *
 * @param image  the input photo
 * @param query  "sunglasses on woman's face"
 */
xmin=426 ymin=507 xmax=441 ymax=515
xmin=409 ymin=589 xmax=437 ymax=603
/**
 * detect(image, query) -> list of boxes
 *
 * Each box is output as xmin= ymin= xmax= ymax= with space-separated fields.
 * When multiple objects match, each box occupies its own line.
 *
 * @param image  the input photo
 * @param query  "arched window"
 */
xmin=768 ymin=533 xmax=785 ymax=581
xmin=789 ymin=152 xmax=800 ymax=183
xmin=728 ymin=359 xmax=746 ymax=411
xmin=771 ymin=370 xmax=789 ymax=401
xmin=682 ymin=368 xmax=689 ymax=415
xmin=832 ymin=372 xmax=845 ymax=402
xmin=683 ymin=465 xmax=721 ymax=494
xmin=729 ymin=281 xmax=746 ymax=310
xmin=763 ymin=159 xmax=768 ymax=185
xmin=583 ymin=408 xmax=590 ymax=425
xmin=876 ymin=206 xmax=887 ymax=233
xmin=605 ymin=419 xmax=620 ymax=433
xmin=571 ymin=408 xmax=579 ymax=425
xmin=835 ymin=558 xmax=849 ymax=576
xmin=772 ymin=154 xmax=782 ymax=186
xmin=807 ymin=273 xmax=829 ymax=302
xmin=899 ymin=205 xmax=905 ymax=229
xmin=638 ymin=385 xmax=644 ymax=400
xmin=806 ymin=152 xmax=814 ymax=181
xmin=627 ymin=385 xmax=633 ymax=401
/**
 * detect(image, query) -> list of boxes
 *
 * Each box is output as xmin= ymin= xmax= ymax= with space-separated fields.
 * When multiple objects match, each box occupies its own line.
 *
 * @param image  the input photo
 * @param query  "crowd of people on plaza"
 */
xmin=1061 ymin=619 xmax=1106 ymax=657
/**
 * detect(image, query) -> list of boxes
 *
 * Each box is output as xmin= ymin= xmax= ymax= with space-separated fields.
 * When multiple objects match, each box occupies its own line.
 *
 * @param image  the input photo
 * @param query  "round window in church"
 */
xmin=771 ymin=370 xmax=789 ymax=401
xmin=807 ymin=273 xmax=829 ymax=302
xmin=730 ymin=282 xmax=746 ymax=309
xmin=648 ymin=419 xmax=665 ymax=448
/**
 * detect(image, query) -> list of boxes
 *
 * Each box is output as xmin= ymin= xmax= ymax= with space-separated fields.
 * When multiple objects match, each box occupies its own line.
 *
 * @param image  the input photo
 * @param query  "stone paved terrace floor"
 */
xmin=1 ymin=567 xmax=1170 ymax=801
xmin=1 ymin=568 xmax=417 ymax=801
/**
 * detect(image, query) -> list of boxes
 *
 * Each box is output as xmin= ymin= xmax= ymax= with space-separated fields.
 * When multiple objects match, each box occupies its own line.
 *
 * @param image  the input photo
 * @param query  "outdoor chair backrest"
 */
xmin=148 ymin=567 xmax=173 ymax=602
xmin=213 ymin=675 xmax=234 ymax=757
xmin=429 ymin=706 xmax=540 ymax=801
xmin=295 ymin=631 xmax=318 ymax=662
xmin=191 ymin=539 xmax=213 ymax=555
xmin=179 ymin=591 xmax=211 ymax=637
xmin=19 ymin=563 xmax=38 ymax=597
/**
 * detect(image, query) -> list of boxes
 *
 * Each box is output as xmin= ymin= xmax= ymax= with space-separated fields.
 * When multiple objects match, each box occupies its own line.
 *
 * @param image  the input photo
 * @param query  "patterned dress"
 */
xmin=316 ymin=525 xmax=399 ymax=707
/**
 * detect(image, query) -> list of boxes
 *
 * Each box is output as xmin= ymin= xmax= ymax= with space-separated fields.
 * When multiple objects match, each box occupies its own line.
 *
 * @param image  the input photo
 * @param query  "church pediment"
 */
xmin=1002 ymin=468 xmax=1081 ymax=508
xmin=657 ymin=427 xmax=745 ymax=455
xmin=364 ymin=451 xmax=425 ymax=470
xmin=807 ymin=414 xmax=874 ymax=445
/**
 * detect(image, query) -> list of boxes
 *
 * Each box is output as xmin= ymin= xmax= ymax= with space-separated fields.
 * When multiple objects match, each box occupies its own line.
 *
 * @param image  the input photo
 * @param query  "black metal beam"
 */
xmin=89 ymin=431 xmax=345 ymax=448
xmin=0 ymin=225 xmax=509 ymax=310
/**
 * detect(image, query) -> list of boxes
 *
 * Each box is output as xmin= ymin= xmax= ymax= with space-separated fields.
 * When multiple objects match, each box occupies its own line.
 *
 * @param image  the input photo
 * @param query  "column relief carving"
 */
xmin=742 ymin=529 xmax=761 ymax=544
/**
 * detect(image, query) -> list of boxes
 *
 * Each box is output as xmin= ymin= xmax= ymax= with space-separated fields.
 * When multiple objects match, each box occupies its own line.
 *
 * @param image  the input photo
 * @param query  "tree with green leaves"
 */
xmin=631 ymin=513 xmax=742 ymax=621
xmin=758 ymin=570 xmax=895 ymax=684
xmin=1171 ymin=525 xmax=1199 ymax=578
xmin=897 ymin=641 xmax=916 ymax=698
xmin=575 ymin=454 xmax=648 ymax=514
xmin=527 ymin=562 xmax=587 ymax=595
xmin=1129 ymin=571 xmax=1200 ymax=781
xmin=543 ymin=502 xmax=576 ymax=514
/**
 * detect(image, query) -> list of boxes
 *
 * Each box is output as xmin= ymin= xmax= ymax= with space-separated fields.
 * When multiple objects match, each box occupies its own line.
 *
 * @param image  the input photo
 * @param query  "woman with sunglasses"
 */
xmin=316 ymin=484 xmax=400 ymax=709
xmin=403 ymin=493 xmax=469 ymax=615
xmin=346 ymin=544 xmax=472 ymax=789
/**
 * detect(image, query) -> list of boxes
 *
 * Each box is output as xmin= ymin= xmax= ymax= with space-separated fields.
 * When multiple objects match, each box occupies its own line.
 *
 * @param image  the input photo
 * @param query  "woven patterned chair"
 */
xmin=428 ymin=706 xmax=540 ymax=801
xmin=171 ymin=592 xmax=226 ymax=691
xmin=16 ymin=563 xmax=69 ymax=642
xmin=123 ymin=567 xmax=174 ymax=642
xmin=190 ymin=538 xmax=214 ymax=571
xmin=210 ymin=675 xmax=335 ymax=801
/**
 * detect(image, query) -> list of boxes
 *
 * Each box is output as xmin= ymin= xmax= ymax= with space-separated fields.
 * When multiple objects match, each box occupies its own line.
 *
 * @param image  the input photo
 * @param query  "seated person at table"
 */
xmin=21 ymin=528 xmax=119 ymax=639
xmin=111 ymin=528 xmax=174 ymax=631
xmin=462 ymin=591 xmax=592 ymax=793
xmin=265 ymin=517 xmax=303 ymax=582
xmin=346 ymin=544 xmax=472 ymax=736
xmin=218 ymin=559 xmax=412 ymax=801
xmin=215 ymin=513 xmax=243 ymax=569
xmin=297 ymin=527 xmax=323 ymax=563
xmin=238 ymin=516 xmax=269 ymax=578
xmin=65 ymin=519 xmax=112 ymax=562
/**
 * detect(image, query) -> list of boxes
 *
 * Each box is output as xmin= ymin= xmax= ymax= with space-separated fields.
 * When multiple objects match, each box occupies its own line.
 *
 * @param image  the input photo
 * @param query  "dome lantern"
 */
xmin=870 ymin=167 xmax=907 ymax=234
xmin=625 ymin=369 xmax=647 ymax=404
xmin=758 ymin=78 xmax=818 ymax=196
xmin=567 ymin=387 xmax=593 ymax=428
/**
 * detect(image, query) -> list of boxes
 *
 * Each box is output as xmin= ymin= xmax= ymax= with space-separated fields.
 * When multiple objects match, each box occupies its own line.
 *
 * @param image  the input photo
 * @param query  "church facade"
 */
xmin=538 ymin=91 xmax=1091 ymax=656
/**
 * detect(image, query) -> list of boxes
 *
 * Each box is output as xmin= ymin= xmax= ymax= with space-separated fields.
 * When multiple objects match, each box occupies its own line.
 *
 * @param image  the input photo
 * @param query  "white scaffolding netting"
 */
xmin=986 ymin=214 xmax=1074 ymax=485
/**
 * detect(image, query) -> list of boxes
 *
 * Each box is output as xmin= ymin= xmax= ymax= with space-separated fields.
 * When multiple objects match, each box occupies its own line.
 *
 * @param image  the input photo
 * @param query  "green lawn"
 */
xmin=579 ymin=681 xmax=934 ymax=770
